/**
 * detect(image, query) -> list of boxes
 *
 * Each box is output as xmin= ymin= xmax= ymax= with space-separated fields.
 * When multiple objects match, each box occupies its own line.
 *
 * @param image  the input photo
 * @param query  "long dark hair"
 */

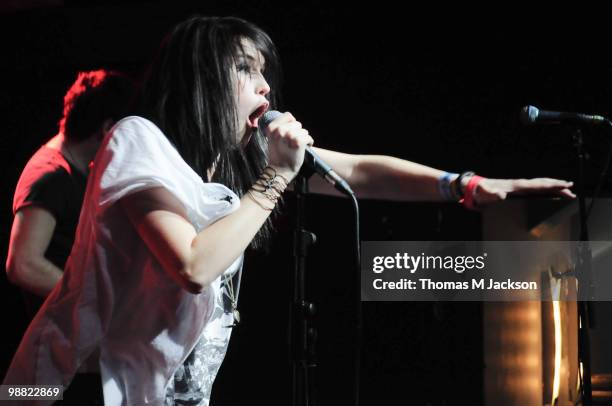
xmin=137 ymin=16 xmax=282 ymax=249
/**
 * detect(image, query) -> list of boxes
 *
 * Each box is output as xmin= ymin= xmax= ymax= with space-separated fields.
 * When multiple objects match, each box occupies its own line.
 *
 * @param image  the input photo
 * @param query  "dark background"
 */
xmin=1 ymin=2 xmax=612 ymax=405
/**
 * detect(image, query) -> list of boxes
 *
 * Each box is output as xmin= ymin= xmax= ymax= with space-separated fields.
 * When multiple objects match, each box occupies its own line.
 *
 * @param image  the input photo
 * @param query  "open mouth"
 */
xmin=248 ymin=103 xmax=269 ymax=129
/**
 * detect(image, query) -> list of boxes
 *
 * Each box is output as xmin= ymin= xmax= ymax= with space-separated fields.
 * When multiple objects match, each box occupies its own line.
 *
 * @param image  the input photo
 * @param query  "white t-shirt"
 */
xmin=3 ymin=116 xmax=243 ymax=405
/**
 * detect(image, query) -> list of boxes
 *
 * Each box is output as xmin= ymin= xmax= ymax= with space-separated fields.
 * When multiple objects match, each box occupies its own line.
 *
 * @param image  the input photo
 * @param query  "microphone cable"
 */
xmin=349 ymin=191 xmax=362 ymax=406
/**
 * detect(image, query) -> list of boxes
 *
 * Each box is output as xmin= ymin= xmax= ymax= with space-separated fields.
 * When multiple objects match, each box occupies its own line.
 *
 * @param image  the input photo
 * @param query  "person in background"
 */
xmin=6 ymin=69 xmax=133 ymax=314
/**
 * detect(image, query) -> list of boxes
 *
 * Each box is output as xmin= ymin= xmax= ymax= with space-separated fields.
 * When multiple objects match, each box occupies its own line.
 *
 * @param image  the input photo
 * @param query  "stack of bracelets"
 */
xmin=247 ymin=166 xmax=290 ymax=210
xmin=438 ymin=171 xmax=485 ymax=210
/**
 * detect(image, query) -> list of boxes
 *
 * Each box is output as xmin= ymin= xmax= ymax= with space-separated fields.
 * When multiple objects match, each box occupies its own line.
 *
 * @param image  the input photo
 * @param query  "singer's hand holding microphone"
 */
xmin=260 ymin=110 xmax=354 ymax=195
xmin=261 ymin=111 xmax=314 ymax=182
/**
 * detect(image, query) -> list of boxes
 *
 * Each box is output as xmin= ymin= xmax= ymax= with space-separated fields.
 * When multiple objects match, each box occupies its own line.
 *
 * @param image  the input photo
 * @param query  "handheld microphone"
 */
xmin=259 ymin=110 xmax=354 ymax=196
xmin=520 ymin=105 xmax=607 ymax=126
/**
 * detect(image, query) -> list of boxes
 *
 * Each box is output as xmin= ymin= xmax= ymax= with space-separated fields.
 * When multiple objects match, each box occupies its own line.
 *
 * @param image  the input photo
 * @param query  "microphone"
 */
xmin=259 ymin=110 xmax=354 ymax=196
xmin=520 ymin=105 xmax=607 ymax=126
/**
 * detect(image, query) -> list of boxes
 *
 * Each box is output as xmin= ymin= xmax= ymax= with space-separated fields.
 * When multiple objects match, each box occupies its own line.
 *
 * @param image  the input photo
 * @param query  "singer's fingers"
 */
xmin=267 ymin=121 xmax=304 ymax=140
xmin=268 ymin=127 xmax=309 ymax=147
xmin=513 ymin=178 xmax=573 ymax=189
xmin=509 ymin=178 xmax=574 ymax=195
xmin=299 ymin=134 xmax=315 ymax=148
xmin=269 ymin=122 xmax=309 ymax=145
xmin=279 ymin=111 xmax=296 ymax=122
xmin=278 ymin=121 xmax=304 ymax=135
xmin=287 ymin=129 xmax=311 ymax=148
xmin=267 ymin=112 xmax=297 ymax=130
xmin=558 ymin=188 xmax=577 ymax=198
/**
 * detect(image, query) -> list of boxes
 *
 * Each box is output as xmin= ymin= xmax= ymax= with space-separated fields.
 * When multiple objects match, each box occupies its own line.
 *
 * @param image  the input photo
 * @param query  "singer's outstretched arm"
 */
xmin=307 ymin=147 xmax=575 ymax=204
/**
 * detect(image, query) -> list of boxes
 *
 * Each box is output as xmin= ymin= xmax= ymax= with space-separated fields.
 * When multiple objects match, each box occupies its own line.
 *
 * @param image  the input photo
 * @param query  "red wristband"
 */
xmin=461 ymin=175 xmax=485 ymax=210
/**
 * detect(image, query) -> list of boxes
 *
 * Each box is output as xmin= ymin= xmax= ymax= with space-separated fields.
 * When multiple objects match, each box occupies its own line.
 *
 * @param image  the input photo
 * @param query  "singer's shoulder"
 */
xmin=107 ymin=116 xmax=170 ymax=147
xmin=110 ymin=116 xmax=165 ymax=139
xmin=102 ymin=116 xmax=176 ymax=160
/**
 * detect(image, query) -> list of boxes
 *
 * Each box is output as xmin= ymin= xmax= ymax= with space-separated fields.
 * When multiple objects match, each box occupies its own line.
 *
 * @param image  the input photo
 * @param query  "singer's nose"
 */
xmin=257 ymin=76 xmax=270 ymax=97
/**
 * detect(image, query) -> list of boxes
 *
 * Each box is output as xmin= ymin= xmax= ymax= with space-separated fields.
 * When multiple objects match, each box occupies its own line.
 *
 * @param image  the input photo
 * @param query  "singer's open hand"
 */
xmin=473 ymin=178 xmax=575 ymax=206
xmin=263 ymin=112 xmax=314 ymax=181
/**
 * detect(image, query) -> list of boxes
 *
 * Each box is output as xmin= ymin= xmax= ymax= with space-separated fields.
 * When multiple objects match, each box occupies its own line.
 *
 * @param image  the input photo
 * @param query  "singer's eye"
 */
xmin=237 ymin=62 xmax=266 ymax=79
xmin=236 ymin=63 xmax=250 ymax=72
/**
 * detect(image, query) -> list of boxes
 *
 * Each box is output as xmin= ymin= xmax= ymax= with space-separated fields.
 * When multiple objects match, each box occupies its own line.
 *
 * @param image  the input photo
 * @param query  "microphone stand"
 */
xmin=290 ymin=166 xmax=318 ymax=406
xmin=573 ymin=128 xmax=593 ymax=405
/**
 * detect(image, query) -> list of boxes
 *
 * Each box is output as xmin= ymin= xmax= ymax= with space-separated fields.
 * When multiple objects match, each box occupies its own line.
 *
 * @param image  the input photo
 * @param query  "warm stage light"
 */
xmin=552 ymin=299 xmax=562 ymax=405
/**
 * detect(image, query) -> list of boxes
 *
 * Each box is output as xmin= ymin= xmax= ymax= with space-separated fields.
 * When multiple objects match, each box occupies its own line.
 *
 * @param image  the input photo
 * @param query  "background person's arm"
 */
xmin=6 ymin=207 xmax=63 ymax=297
